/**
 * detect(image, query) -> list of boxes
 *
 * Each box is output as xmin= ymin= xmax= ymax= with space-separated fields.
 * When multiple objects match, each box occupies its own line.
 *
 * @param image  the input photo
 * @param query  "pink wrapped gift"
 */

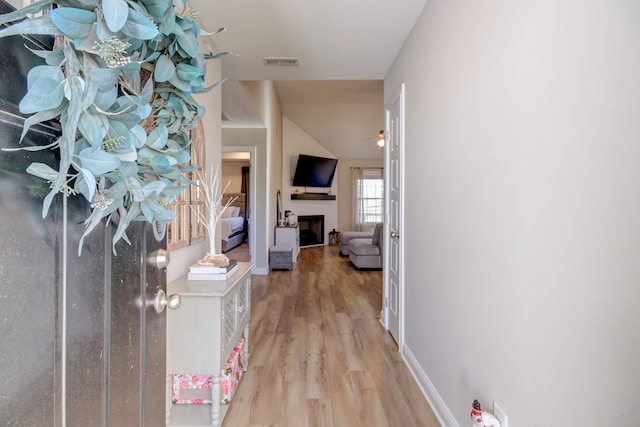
xmin=171 ymin=374 xmax=212 ymax=404
xmin=172 ymin=336 xmax=246 ymax=405
xmin=221 ymin=336 xmax=246 ymax=403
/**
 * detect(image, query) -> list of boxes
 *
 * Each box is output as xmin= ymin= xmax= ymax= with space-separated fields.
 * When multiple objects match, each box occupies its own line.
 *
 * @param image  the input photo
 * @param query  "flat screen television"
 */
xmin=292 ymin=154 xmax=338 ymax=188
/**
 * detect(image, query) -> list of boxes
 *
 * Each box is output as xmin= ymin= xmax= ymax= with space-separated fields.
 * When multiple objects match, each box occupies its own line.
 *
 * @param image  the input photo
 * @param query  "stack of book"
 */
xmin=187 ymin=259 xmax=238 ymax=281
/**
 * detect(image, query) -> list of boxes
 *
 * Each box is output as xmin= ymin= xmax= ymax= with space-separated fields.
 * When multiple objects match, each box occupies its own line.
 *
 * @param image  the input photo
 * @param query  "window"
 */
xmin=167 ymin=117 xmax=206 ymax=250
xmin=352 ymin=167 xmax=384 ymax=230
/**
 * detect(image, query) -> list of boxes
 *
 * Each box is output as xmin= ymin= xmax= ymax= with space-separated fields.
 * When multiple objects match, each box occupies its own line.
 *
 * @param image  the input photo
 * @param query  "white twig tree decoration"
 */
xmin=193 ymin=164 xmax=238 ymax=265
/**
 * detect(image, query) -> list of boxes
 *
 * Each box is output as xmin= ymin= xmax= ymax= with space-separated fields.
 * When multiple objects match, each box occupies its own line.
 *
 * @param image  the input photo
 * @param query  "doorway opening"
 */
xmin=221 ymin=148 xmax=256 ymax=262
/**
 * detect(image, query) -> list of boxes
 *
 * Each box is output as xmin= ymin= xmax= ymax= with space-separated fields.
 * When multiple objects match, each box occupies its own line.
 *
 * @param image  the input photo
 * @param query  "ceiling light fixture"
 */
xmin=376 ymin=130 xmax=385 ymax=147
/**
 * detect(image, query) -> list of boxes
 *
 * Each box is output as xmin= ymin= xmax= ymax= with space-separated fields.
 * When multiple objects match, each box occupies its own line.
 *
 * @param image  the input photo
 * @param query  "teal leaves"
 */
xmin=176 ymin=63 xmax=202 ymax=82
xmin=131 ymin=180 xmax=166 ymax=202
xmin=50 ymin=7 xmax=96 ymax=38
xmin=89 ymin=67 xmax=121 ymax=91
xmin=26 ymin=163 xmax=60 ymax=181
xmin=139 ymin=0 xmax=172 ymax=18
xmin=0 ymin=0 xmax=226 ymax=254
xmin=121 ymin=8 xmax=159 ymax=40
xmin=78 ymin=147 xmax=121 ymax=175
xmin=19 ymin=66 xmax=65 ymax=113
xmin=76 ymin=167 xmax=97 ymax=201
xmin=0 ymin=0 xmax=53 ymax=25
xmin=102 ymin=0 xmax=128 ymax=32
xmin=79 ymin=110 xmax=108 ymax=145
xmin=154 ymin=54 xmax=175 ymax=82
xmin=175 ymin=27 xmax=198 ymax=58
xmin=146 ymin=125 xmax=168 ymax=150
xmin=0 ymin=14 xmax=58 ymax=38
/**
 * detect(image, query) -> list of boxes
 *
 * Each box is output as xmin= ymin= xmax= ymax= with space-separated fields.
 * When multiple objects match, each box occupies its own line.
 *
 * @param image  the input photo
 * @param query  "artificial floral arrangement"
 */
xmin=0 ymin=0 xmax=226 ymax=254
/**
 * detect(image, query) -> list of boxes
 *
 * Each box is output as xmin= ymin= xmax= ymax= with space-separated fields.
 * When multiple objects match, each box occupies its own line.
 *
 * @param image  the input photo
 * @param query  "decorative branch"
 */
xmin=192 ymin=164 xmax=238 ymax=263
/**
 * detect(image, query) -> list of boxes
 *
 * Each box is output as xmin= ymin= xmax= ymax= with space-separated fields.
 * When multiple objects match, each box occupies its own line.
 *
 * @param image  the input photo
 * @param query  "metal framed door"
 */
xmin=108 ymin=221 xmax=168 ymax=427
xmin=0 ymin=2 xmax=167 ymax=423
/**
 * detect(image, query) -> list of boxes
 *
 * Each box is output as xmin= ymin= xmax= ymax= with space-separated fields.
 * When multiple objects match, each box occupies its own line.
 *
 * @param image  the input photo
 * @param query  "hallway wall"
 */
xmin=236 ymin=81 xmax=282 ymax=274
xmin=222 ymin=127 xmax=269 ymax=273
xmin=385 ymin=1 xmax=640 ymax=426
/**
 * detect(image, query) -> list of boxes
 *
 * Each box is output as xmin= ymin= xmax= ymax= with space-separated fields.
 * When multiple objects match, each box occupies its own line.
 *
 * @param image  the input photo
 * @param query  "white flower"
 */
xmin=93 ymin=36 xmax=132 ymax=68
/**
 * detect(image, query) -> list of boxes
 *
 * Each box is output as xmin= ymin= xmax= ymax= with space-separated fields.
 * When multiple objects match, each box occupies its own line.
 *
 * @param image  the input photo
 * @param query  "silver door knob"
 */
xmin=148 ymin=249 xmax=170 ymax=270
xmin=390 ymin=231 xmax=400 ymax=239
xmin=154 ymin=289 xmax=182 ymax=313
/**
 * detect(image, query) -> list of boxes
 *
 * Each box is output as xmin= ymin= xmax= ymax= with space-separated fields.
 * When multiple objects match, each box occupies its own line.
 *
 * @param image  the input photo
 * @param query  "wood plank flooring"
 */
xmin=224 ymin=242 xmax=250 ymax=262
xmin=222 ymin=245 xmax=440 ymax=426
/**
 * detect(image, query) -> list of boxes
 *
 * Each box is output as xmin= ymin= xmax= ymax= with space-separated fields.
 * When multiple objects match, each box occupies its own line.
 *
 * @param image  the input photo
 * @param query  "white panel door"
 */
xmin=384 ymin=84 xmax=404 ymax=346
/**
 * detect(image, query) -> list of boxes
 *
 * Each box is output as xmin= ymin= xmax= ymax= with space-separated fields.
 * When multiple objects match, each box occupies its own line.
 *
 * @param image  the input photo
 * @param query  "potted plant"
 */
xmin=0 ymin=0 xmax=226 ymax=254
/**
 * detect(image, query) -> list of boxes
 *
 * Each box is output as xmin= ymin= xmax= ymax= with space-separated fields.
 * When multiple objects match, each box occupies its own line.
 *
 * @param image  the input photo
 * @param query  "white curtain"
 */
xmin=352 ymin=167 xmax=384 ymax=231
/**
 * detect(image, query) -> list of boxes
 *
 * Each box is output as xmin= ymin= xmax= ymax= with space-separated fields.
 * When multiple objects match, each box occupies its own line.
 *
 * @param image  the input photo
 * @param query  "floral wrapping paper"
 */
xmin=172 ymin=336 xmax=246 ymax=405
xmin=172 ymin=374 xmax=212 ymax=404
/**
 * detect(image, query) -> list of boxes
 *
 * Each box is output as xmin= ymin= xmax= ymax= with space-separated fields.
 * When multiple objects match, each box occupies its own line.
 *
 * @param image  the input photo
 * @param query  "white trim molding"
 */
xmin=402 ymin=344 xmax=460 ymax=427
xmin=252 ymin=266 xmax=269 ymax=275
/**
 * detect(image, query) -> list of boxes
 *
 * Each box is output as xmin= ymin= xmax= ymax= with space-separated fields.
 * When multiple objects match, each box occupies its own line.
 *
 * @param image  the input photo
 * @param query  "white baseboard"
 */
xmin=402 ymin=345 xmax=460 ymax=427
xmin=252 ymin=266 xmax=269 ymax=275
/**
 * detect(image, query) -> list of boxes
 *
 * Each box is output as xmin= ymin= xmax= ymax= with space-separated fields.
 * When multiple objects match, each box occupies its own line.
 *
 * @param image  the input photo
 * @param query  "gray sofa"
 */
xmin=348 ymin=223 xmax=383 ymax=269
xmin=339 ymin=230 xmax=374 ymax=255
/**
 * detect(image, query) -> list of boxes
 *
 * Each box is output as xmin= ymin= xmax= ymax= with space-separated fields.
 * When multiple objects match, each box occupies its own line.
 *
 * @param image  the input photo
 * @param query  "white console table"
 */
xmin=166 ymin=262 xmax=253 ymax=426
xmin=275 ymin=223 xmax=300 ymax=261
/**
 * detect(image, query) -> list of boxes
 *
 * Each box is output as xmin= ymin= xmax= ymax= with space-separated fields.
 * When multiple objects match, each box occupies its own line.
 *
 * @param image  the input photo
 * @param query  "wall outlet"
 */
xmin=493 ymin=402 xmax=508 ymax=427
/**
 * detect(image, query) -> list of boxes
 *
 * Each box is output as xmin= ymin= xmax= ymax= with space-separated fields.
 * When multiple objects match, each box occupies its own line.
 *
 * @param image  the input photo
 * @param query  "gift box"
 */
xmin=221 ymin=335 xmax=246 ymax=403
xmin=172 ymin=336 xmax=246 ymax=405
xmin=171 ymin=374 xmax=212 ymax=404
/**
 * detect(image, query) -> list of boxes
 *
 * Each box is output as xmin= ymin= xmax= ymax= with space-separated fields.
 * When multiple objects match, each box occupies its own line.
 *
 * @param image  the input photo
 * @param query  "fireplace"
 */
xmin=298 ymin=215 xmax=324 ymax=247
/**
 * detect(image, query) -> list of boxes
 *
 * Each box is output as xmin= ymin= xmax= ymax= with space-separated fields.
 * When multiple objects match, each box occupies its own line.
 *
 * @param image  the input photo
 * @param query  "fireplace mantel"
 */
xmin=291 ymin=193 xmax=336 ymax=200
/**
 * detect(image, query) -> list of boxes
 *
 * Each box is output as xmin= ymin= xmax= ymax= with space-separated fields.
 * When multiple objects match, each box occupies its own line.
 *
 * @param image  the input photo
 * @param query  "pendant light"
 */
xmin=376 ymin=130 xmax=385 ymax=147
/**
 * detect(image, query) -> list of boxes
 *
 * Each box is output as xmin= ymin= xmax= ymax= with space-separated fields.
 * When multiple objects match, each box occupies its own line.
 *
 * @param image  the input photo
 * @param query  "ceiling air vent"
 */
xmin=263 ymin=57 xmax=299 ymax=67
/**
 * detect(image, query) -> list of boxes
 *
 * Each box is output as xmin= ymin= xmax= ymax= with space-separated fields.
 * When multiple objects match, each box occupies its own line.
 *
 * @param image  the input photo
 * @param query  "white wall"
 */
xmin=239 ymin=81 xmax=282 ymax=273
xmin=385 ymin=1 xmax=640 ymax=426
xmin=222 ymin=128 xmax=268 ymax=272
xmin=221 ymin=160 xmax=250 ymax=193
xmin=282 ymin=116 xmax=338 ymax=243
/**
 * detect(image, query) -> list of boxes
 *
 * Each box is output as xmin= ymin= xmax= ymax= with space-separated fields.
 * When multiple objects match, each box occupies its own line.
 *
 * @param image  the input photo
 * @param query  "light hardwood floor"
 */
xmin=225 ymin=242 xmax=250 ymax=262
xmin=222 ymin=245 xmax=440 ymax=426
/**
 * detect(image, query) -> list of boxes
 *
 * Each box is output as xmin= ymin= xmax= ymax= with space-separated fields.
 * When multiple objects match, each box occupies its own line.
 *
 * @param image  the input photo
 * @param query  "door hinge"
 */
xmin=384 ymin=297 xmax=389 ymax=308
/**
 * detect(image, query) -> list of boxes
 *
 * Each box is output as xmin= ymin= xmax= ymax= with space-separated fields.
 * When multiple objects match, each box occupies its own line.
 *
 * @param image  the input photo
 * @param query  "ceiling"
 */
xmin=189 ymin=0 xmax=428 ymax=158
